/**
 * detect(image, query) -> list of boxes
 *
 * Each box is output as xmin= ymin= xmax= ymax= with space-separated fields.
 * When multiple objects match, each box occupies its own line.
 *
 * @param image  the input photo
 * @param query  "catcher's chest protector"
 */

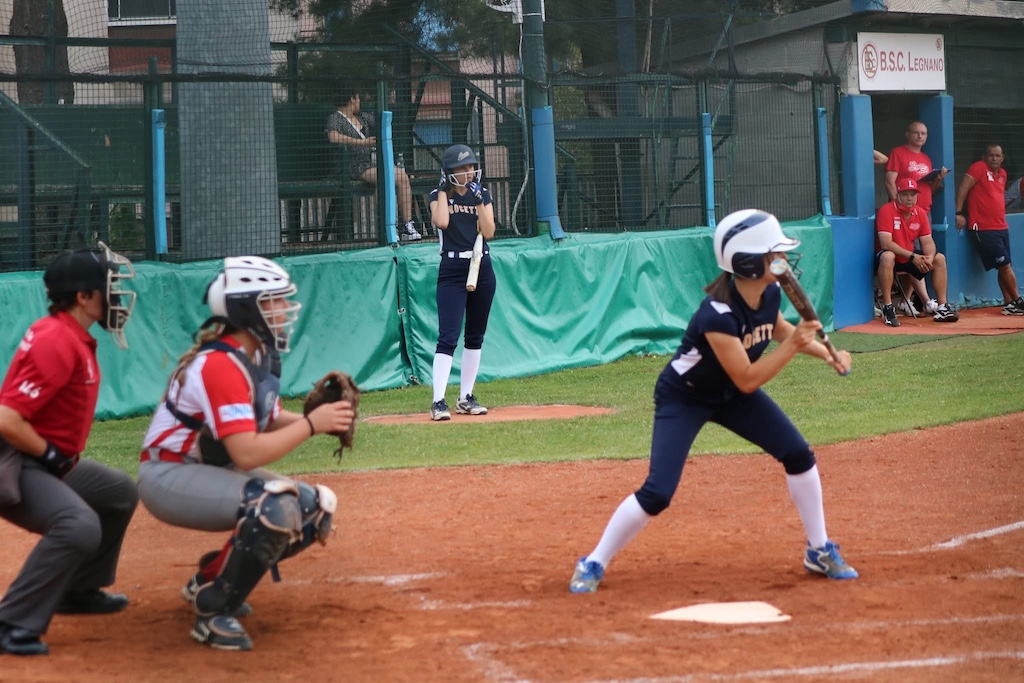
xmin=165 ymin=341 xmax=281 ymax=466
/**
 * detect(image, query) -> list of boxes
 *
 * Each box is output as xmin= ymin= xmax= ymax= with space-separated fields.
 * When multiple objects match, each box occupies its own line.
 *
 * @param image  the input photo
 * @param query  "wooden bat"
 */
xmin=769 ymin=258 xmax=849 ymax=376
xmin=466 ymin=234 xmax=483 ymax=292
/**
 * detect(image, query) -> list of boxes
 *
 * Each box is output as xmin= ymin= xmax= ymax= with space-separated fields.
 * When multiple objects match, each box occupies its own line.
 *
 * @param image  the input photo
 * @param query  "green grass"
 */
xmin=90 ymin=333 xmax=1024 ymax=476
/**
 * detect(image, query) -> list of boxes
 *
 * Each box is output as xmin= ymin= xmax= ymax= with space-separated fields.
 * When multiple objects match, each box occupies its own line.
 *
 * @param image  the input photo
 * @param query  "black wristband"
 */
xmin=956 ymin=210 xmax=965 ymax=216
xmin=304 ymin=415 xmax=316 ymax=436
xmin=40 ymin=441 xmax=76 ymax=479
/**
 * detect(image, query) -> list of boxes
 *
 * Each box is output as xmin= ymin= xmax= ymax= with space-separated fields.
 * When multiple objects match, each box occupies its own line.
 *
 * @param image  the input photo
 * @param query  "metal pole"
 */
xmin=816 ymin=107 xmax=832 ymax=217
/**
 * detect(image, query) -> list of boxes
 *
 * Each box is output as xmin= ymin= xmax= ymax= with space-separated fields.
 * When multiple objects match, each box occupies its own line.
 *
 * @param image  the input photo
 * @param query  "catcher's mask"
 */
xmin=204 ymin=256 xmax=301 ymax=353
xmin=441 ymin=144 xmax=481 ymax=187
xmin=44 ymin=241 xmax=137 ymax=349
xmin=713 ymin=209 xmax=801 ymax=280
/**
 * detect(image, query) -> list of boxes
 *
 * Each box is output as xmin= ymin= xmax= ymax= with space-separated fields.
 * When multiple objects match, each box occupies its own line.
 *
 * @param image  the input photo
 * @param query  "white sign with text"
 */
xmin=857 ymin=32 xmax=946 ymax=92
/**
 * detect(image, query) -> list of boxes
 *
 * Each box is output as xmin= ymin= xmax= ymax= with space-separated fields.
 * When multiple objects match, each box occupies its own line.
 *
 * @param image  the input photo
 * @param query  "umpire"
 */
xmin=0 ymin=243 xmax=139 ymax=656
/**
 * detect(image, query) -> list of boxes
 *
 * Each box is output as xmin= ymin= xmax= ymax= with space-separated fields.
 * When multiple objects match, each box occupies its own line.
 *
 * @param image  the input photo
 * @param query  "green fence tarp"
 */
xmin=0 ymin=216 xmax=833 ymax=419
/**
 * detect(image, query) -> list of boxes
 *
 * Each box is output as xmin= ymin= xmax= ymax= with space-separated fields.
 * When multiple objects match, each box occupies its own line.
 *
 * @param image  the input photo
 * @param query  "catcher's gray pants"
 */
xmin=0 ymin=457 xmax=138 ymax=634
xmin=138 ymin=460 xmax=283 ymax=531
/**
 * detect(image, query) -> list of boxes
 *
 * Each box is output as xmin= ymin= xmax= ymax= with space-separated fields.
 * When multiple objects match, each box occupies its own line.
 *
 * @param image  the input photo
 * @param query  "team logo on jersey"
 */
xmin=18 ymin=329 xmax=33 ymax=353
xmin=742 ymin=323 xmax=774 ymax=349
xmin=18 ymin=381 xmax=41 ymax=400
xmin=218 ymin=403 xmax=255 ymax=422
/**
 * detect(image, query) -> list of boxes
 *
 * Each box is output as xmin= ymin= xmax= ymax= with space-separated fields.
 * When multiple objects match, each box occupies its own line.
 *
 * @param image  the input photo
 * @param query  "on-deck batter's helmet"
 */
xmin=713 ymin=209 xmax=800 ymax=280
xmin=44 ymin=241 xmax=137 ymax=349
xmin=204 ymin=256 xmax=301 ymax=353
xmin=441 ymin=144 xmax=481 ymax=187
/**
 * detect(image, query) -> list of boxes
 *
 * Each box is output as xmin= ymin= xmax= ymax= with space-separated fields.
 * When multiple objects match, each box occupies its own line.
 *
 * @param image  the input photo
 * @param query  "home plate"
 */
xmin=650 ymin=601 xmax=791 ymax=624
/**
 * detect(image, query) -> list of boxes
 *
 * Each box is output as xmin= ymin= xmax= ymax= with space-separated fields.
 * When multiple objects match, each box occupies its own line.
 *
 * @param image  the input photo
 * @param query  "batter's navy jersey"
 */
xmin=429 ymin=186 xmax=493 ymax=252
xmin=658 ymin=281 xmax=781 ymax=403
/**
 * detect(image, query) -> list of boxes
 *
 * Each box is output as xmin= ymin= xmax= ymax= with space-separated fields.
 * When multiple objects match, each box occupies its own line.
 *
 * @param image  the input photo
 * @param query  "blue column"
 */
xmin=700 ymin=112 xmax=716 ymax=227
xmin=832 ymin=94 xmax=878 ymax=328
xmin=151 ymin=109 xmax=167 ymax=255
xmin=917 ymin=94 xmax=1000 ymax=305
xmin=815 ymin=107 xmax=832 ymax=217
xmin=532 ymin=106 xmax=565 ymax=239
xmin=839 ymin=95 xmax=875 ymax=219
xmin=380 ymin=111 xmax=398 ymax=245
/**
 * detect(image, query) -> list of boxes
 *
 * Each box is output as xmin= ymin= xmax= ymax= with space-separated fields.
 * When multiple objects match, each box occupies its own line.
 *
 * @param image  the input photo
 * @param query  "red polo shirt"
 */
xmin=875 ymin=201 xmax=931 ymax=264
xmin=0 ymin=312 xmax=100 ymax=455
xmin=887 ymin=146 xmax=936 ymax=214
xmin=964 ymin=160 xmax=1008 ymax=231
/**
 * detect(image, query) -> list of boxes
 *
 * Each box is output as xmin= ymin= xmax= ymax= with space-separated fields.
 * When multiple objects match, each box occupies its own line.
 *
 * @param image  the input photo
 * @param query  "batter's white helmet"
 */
xmin=713 ymin=209 xmax=800 ymax=280
xmin=204 ymin=256 xmax=301 ymax=353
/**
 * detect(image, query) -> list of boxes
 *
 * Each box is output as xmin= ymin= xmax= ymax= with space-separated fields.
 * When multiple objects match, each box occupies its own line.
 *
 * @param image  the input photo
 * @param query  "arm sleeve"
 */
xmin=198 ymin=353 xmax=258 ymax=439
xmin=0 ymin=329 xmax=76 ymax=420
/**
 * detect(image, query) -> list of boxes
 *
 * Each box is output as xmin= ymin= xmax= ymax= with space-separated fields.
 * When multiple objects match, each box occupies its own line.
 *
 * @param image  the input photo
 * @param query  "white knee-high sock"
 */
xmin=432 ymin=353 xmax=453 ymax=403
xmin=786 ymin=465 xmax=828 ymax=548
xmin=586 ymin=494 xmax=652 ymax=568
xmin=459 ymin=348 xmax=482 ymax=399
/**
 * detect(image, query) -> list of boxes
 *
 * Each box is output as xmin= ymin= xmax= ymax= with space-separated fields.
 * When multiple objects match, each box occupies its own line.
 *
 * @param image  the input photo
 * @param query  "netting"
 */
xmin=0 ymin=1 xmax=918 ymax=273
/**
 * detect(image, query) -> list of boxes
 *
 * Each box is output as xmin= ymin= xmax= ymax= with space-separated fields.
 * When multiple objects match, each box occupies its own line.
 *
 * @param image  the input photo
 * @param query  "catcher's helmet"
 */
xmin=441 ymin=144 xmax=481 ymax=187
xmin=204 ymin=256 xmax=301 ymax=353
xmin=44 ymin=241 xmax=136 ymax=349
xmin=713 ymin=209 xmax=800 ymax=280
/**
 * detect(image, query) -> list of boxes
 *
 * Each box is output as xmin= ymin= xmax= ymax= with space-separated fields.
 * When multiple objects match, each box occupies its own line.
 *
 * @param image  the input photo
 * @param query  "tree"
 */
xmin=10 ymin=0 xmax=74 ymax=104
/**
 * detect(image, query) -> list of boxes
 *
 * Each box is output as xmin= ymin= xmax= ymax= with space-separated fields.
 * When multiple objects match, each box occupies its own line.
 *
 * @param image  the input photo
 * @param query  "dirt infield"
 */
xmin=1 ymin=413 xmax=1022 ymax=682
xmin=843 ymin=304 xmax=1024 ymax=335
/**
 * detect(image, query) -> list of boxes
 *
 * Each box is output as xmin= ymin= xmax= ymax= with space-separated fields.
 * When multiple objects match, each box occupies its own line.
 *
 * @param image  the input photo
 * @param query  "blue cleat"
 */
xmin=569 ymin=556 xmax=605 ymax=593
xmin=804 ymin=540 xmax=859 ymax=580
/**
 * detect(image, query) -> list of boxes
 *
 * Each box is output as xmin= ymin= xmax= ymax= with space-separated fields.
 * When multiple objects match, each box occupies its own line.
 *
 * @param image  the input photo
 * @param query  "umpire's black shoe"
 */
xmin=0 ymin=623 xmax=49 ymax=656
xmin=56 ymin=589 xmax=129 ymax=615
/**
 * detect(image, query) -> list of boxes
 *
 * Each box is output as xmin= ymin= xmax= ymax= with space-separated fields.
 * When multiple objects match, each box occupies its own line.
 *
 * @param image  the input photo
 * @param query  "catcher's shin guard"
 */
xmin=279 ymin=482 xmax=337 ymax=561
xmin=191 ymin=479 xmax=302 ymax=617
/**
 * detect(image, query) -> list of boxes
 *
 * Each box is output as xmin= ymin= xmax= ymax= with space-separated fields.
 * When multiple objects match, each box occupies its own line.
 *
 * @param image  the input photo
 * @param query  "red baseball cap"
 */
xmin=896 ymin=178 xmax=919 ymax=193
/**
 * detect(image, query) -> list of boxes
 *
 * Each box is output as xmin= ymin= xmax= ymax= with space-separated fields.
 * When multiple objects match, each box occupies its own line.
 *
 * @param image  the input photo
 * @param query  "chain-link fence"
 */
xmin=552 ymin=73 xmax=841 ymax=233
xmin=1 ymin=39 xmax=841 ymax=273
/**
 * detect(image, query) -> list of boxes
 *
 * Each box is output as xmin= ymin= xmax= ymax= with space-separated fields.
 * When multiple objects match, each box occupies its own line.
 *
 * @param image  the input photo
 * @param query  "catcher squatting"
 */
xmin=137 ymin=256 xmax=359 ymax=651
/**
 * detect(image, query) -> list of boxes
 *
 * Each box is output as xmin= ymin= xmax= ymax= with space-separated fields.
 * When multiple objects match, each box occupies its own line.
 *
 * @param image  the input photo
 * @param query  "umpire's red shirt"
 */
xmin=0 ymin=312 xmax=100 ymax=455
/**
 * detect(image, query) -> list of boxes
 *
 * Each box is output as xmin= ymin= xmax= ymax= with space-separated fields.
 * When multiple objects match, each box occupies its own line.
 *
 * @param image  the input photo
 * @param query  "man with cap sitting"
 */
xmin=875 ymin=178 xmax=959 ymax=327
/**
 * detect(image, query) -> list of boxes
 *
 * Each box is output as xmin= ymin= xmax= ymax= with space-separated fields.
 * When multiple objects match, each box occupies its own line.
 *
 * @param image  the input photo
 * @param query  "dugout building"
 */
xmin=673 ymin=0 xmax=1024 ymax=327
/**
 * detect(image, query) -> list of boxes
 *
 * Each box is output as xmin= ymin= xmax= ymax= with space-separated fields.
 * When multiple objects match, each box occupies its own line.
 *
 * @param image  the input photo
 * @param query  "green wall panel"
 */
xmin=0 ymin=217 xmax=833 ymax=419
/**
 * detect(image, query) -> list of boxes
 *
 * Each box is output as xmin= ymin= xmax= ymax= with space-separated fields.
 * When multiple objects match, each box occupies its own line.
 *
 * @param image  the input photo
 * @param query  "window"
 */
xmin=109 ymin=0 xmax=176 ymax=21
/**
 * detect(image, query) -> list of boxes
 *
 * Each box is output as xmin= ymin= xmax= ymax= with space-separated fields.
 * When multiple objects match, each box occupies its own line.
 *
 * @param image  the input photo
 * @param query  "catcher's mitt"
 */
xmin=303 ymin=370 xmax=360 ymax=460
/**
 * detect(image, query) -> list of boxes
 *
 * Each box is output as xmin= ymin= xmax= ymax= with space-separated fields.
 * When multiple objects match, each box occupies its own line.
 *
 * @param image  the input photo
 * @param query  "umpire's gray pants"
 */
xmin=0 ymin=457 xmax=138 ymax=634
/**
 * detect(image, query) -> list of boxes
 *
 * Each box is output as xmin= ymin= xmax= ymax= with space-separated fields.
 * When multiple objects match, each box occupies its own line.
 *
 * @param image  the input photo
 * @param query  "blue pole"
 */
xmin=151 ymin=109 xmax=167 ymax=255
xmin=701 ymin=112 xmax=716 ymax=227
xmin=816 ymin=107 xmax=832 ymax=217
xmin=380 ymin=111 xmax=398 ymax=245
xmin=531 ymin=106 xmax=565 ymax=239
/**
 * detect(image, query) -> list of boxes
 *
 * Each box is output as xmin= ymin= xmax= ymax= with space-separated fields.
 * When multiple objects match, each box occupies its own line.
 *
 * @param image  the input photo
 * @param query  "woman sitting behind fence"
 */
xmin=326 ymin=84 xmax=422 ymax=241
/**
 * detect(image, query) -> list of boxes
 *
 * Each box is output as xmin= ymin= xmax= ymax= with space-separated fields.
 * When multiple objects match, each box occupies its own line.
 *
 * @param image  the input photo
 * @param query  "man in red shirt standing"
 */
xmin=0 ymin=243 xmax=139 ymax=656
xmin=955 ymin=144 xmax=1024 ymax=316
xmin=876 ymin=178 xmax=958 ymax=326
xmin=885 ymin=121 xmax=949 ymax=216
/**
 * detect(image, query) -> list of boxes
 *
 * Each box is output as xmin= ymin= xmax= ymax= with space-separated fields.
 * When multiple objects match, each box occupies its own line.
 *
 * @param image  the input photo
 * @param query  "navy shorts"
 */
xmin=971 ymin=229 xmax=1012 ymax=271
xmin=875 ymin=251 xmax=926 ymax=280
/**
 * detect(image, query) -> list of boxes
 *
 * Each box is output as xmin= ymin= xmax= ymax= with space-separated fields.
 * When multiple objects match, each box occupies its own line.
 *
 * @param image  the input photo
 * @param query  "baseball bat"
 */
xmin=769 ymin=258 xmax=849 ymax=376
xmin=466 ymin=234 xmax=483 ymax=292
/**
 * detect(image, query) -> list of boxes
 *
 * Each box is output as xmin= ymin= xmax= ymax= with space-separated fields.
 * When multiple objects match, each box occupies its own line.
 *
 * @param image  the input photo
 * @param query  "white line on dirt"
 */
xmin=579 ymin=650 xmax=1024 ymax=682
xmin=417 ymin=596 xmax=532 ymax=610
xmin=881 ymin=520 xmax=1024 ymax=555
xmin=464 ymin=620 xmax=1024 ymax=681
